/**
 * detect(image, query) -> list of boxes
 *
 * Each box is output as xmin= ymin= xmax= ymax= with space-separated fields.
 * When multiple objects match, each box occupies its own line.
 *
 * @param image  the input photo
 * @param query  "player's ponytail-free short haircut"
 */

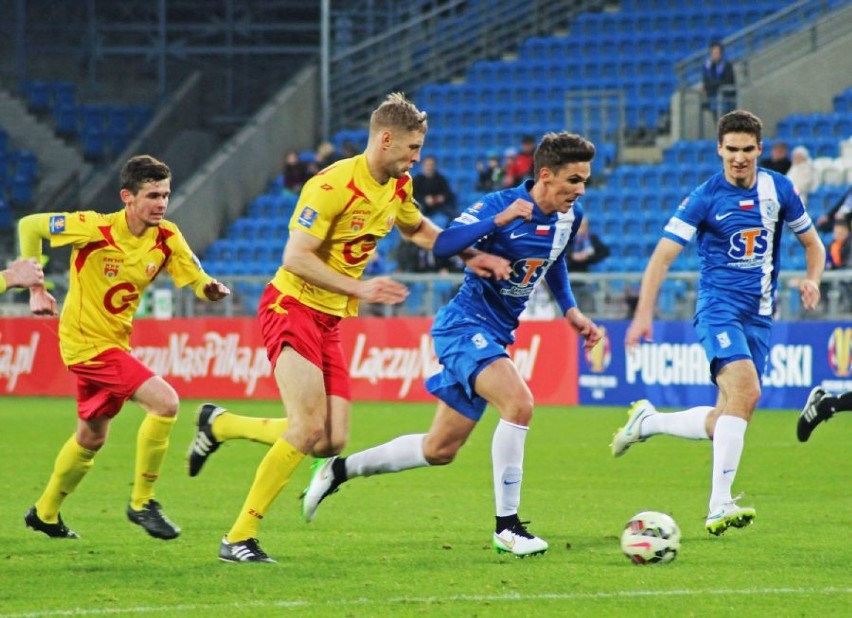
xmin=533 ymin=132 xmax=596 ymax=178
xmin=120 ymin=155 xmax=172 ymax=194
xmin=370 ymin=92 xmax=428 ymax=134
xmin=717 ymin=110 xmax=763 ymax=144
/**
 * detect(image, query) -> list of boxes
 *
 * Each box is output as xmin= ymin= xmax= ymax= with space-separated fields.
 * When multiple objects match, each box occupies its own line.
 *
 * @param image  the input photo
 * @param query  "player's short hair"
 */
xmin=717 ymin=110 xmax=762 ymax=144
xmin=120 ymin=155 xmax=172 ymax=194
xmin=533 ymin=132 xmax=595 ymax=178
xmin=370 ymin=93 xmax=428 ymax=134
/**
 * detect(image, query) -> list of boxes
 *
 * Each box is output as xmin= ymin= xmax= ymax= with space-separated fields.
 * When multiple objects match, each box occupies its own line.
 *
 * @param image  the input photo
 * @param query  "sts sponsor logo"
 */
xmin=728 ymin=228 xmax=769 ymax=262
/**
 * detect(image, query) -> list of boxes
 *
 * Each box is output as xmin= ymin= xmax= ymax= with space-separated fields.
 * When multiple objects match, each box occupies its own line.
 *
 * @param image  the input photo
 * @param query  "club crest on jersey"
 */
xmin=49 ymin=215 xmax=66 ymax=234
xmin=351 ymin=216 xmax=365 ymax=232
xmin=297 ymin=207 xmax=318 ymax=228
xmin=104 ymin=262 xmax=119 ymax=279
xmin=760 ymin=198 xmax=779 ymax=219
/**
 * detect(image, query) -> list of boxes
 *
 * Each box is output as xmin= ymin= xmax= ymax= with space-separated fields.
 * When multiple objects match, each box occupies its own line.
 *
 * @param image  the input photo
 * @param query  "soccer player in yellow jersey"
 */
xmin=19 ymin=155 xmax=230 ymax=540
xmin=0 ymin=257 xmax=43 ymax=293
xmin=187 ymin=93 xmax=510 ymax=563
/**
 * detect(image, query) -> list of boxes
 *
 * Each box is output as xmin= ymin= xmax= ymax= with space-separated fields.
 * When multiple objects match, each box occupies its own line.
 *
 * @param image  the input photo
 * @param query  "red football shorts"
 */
xmin=68 ymin=348 xmax=155 ymax=420
xmin=258 ymin=285 xmax=351 ymax=400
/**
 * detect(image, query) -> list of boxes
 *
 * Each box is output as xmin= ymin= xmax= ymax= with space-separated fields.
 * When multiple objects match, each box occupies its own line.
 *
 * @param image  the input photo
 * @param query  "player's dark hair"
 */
xmin=370 ymin=92 xmax=428 ymax=134
xmin=533 ymin=132 xmax=595 ymax=178
xmin=717 ymin=110 xmax=762 ymax=144
xmin=120 ymin=155 xmax=172 ymax=194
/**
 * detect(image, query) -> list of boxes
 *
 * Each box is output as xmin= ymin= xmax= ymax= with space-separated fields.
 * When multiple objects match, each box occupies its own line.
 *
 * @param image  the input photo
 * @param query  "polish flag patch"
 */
xmin=535 ymin=225 xmax=550 ymax=235
xmin=739 ymin=199 xmax=755 ymax=210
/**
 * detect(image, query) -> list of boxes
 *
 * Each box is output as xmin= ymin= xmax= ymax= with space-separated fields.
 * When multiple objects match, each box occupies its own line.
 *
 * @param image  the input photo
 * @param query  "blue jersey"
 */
xmin=662 ymin=168 xmax=812 ymax=316
xmin=443 ymin=180 xmax=581 ymax=343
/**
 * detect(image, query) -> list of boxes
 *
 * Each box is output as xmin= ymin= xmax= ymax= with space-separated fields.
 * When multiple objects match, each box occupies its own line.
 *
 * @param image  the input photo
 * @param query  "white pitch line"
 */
xmin=2 ymin=587 xmax=850 ymax=618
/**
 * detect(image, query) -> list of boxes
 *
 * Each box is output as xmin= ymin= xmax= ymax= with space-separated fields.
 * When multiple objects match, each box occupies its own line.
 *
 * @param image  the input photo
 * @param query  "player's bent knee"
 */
xmin=423 ymin=443 xmax=459 ymax=466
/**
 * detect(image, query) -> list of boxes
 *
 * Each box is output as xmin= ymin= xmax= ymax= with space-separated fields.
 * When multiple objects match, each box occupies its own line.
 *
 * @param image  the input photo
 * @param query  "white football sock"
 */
xmin=708 ymin=415 xmax=748 ymax=511
xmin=344 ymin=433 xmax=429 ymax=478
xmin=641 ymin=406 xmax=712 ymax=440
xmin=492 ymin=419 xmax=528 ymax=517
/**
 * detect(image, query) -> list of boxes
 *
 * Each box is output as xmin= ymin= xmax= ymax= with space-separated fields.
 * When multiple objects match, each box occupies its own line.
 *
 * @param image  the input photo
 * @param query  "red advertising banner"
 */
xmin=0 ymin=317 xmax=578 ymax=404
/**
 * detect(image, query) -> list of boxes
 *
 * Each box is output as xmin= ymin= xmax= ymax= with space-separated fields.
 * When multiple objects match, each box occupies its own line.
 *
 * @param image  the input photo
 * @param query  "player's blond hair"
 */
xmin=370 ymin=92 xmax=428 ymax=134
xmin=120 ymin=155 xmax=171 ymax=194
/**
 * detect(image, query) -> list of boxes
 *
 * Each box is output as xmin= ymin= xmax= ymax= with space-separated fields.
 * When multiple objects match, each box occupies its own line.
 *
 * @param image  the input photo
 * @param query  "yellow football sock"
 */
xmin=213 ymin=413 xmax=287 ymax=446
xmin=227 ymin=439 xmax=305 ymax=542
xmin=130 ymin=414 xmax=176 ymax=510
xmin=35 ymin=435 xmax=96 ymax=523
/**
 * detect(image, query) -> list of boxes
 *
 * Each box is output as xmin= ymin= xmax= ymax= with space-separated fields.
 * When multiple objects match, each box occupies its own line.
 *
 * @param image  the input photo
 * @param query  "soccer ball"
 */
xmin=620 ymin=511 xmax=681 ymax=565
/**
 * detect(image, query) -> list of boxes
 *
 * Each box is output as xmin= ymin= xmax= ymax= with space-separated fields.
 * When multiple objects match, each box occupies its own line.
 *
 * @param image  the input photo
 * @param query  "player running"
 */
xmin=612 ymin=110 xmax=825 ymax=535
xmin=301 ymin=132 xmax=602 ymax=557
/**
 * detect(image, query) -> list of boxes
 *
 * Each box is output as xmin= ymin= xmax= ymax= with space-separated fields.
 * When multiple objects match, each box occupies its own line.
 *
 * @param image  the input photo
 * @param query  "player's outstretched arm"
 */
xmin=2 ymin=258 xmax=43 ymax=289
xmin=796 ymin=227 xmax=825 ymax=311
xmin=566 ymin=307 xmax=603 ymax=351
xmin=201 ymin=280 xmax=231 ymax=301
xmin=625 ymin=238 xmax=682 ymax=348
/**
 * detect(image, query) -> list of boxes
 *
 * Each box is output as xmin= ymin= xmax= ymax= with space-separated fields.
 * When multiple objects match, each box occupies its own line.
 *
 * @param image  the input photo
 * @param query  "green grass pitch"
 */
xmin=1 ymin=397 xmax=849 ymax=617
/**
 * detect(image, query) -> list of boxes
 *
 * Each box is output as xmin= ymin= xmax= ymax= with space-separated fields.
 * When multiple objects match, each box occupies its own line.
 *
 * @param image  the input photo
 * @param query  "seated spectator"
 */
xmin=476 ymin=151 xmax=505 ymax=192
xmin=824 ymin=215 xmax=851 ymax=312
xmin=760 ymin=141 xmax=792 ymax=175
xmin=309 ymin=141 xmax=342 ymax=174
xmin=815 ymin=187 xmax=852 ymax=232
xmin=786 ymin=146 xmax=819 ymax=204
xmin=827 ymin=216 xmax=850 ymax=271
xmin=282 ymin=149 xmax=311 ymax=193
xmin=567 ymin=216 xmax=610 ymax=272
xmin=501 ymin=148 xmax=518 ymax=187
xmin=504 ymin=135 xmax=536 ymax=186
xmin=567 ymin=216 xmax=610 ymax=310
xmin=413 ymin=155 xmax=456 ymax=226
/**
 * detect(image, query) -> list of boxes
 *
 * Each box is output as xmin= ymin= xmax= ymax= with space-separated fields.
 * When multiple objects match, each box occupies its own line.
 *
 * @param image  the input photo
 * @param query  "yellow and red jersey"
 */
xmin=271 ymin=154 xmax=422 ymax=317
xmin=40 ymin=210 xmax=212 ymax=365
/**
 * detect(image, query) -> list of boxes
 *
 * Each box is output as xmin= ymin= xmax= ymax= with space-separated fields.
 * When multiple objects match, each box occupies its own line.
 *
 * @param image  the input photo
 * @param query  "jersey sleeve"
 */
xmin=164 ymin=226 xmax=214 ymax=290
xmin=394 ymin=175 xmax=423 ymax=230
xmin=289 ymin=176 xmax=346 ymax=241
xmin=662 ymin=191 xmax=706 ymax=246
xmin=778 ymin=177 xmax=814 ymax=234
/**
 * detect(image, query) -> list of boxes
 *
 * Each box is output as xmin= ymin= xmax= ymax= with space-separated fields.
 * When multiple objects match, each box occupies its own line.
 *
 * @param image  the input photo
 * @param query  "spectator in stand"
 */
xmin=476 ymin=151 xmax=505 ymax=192
xmin=760 ymin=141 xmax=792 ymax=175
xmin=826 ymin=216 xmax=850 ymax=271
xmin=413 ymin=155 xmax=456 ymax=227
xmin=309 ymin=141 xmax=343 ymax=175
xmin=282 ymin=149 xmax=311 ymax=194
xmin=815 ymin=187 xmax=852 ymax=232
xmin=501 ymin=148 xmax=518 ymax=187
xmin=567 ymin=216 xmax=610 ymax=273
xmin=504 ymin=135 xmax=536 ymax=186
xmin=567 ymin=216 xmax=610 ymax=311
xmin=702 ymin=41 xmax=736 ymax=118
xmin=786 ymin=146 xmax=819 ymax=204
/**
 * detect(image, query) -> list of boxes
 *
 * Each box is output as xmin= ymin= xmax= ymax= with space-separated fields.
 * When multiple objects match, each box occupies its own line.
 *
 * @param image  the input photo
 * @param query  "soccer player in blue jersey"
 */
xmin=612 ymin=110 xmax=825 ymax=535
xmin=301 ymin=132 xmax=602 ymax=557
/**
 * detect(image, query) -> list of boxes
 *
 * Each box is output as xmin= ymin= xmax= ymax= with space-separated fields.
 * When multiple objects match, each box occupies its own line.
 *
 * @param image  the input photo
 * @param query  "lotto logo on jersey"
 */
xmin=728 ymin=228 xmax=768 ymax=260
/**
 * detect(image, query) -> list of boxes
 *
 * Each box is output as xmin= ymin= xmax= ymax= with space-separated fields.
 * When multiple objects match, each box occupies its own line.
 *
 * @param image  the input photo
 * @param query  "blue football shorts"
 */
xmin=425 ymin=308 xmax=509 ymax=421
xmin=693 ymin=294 xmax=772 ymax=384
